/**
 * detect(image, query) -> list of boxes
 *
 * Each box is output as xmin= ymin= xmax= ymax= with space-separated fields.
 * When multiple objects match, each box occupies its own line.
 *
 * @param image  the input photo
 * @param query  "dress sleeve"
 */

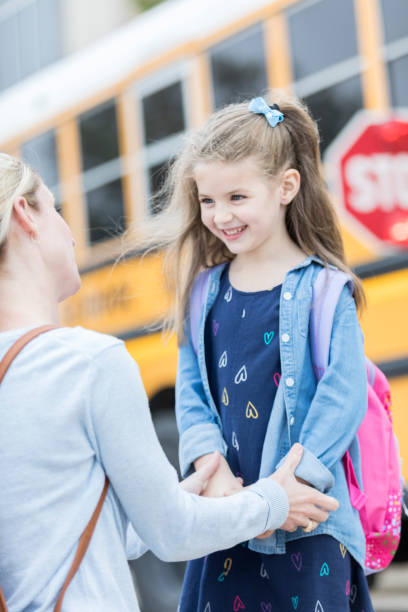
xmin=87 ymin=343 xmax=289 ymax=562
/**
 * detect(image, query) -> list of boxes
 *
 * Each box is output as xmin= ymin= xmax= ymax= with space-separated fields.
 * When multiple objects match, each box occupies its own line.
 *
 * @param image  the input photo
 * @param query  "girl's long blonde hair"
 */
xmin=0 ymin=153 xmax=39 ymax=254
xmin=136 ymin=91 xmax=365 ymax=340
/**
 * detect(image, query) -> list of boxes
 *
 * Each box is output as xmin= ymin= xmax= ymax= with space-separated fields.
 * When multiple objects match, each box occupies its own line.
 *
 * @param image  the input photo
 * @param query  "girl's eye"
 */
xmin=200 ymin=197 xmax=214 ymax=205
xmin=231 ymin=194 xmax=245 ymax=201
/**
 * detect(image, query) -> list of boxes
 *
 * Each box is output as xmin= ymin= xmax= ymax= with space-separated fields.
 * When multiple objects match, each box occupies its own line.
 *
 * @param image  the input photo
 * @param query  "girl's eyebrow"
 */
xmin=198 ymin=188 xmax=250 ymax=197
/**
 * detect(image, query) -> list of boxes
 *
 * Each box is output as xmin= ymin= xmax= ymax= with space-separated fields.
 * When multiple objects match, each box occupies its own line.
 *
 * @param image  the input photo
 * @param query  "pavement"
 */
xmin=369 ymin=563 xmax=408 ymax=611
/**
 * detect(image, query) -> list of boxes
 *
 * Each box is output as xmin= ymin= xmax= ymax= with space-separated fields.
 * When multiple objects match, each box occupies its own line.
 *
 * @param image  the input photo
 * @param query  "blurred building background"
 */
xmin=0 ymin=1 xmax=407 ymax=610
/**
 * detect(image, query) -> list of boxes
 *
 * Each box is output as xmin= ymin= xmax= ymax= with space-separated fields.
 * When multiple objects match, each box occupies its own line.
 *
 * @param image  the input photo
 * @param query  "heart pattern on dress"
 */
xmin=245 ymin=401 xmax=258 ymax=419
xmin=234 ymin=365 xmax=247 ymax=384
xmin=260 ymin=562 xmax=269 ymax=579
xmin=218 ymin=351 xmax=227 ymax=368
xmin=290 ymin=552 xmax=302 ymax=571
xmin=264 ymin=331 xmax=275 ymax=345
xmin=233 ymin=595 xmax=245 ymax=611
xmin=320 ymin=562 xmax=329 ymax=576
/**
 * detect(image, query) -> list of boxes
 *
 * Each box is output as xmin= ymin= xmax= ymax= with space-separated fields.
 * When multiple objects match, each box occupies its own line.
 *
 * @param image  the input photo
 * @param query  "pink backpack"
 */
xmin=190 ymin=266 xmax=403 ymax=574
xmin=311 ymin=268 xmax=402 ymax=574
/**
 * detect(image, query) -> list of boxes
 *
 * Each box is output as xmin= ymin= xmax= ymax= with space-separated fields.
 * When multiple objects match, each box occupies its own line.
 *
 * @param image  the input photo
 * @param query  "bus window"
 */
xmin=380 ymin=0 xmax=408 ymax=106
xmin=142 ymin=81 xmax=185 ymax=144
xmin=304 ymin=75 xmax=363 ymax=154
xmin=78 ymin=99 xmax=125 ymax=244
xmin=148 ymin=160 xmax=172 ymax=214
xmin=209 ymin=22 xmax=267 ymax=109
xmin=287 ymin=0 xmax=358 ymax=81
xmin=21 ymin=129 xmax=61 ymax=209
xmin=380 ymin=0 xmax=408 ymax=44
xmin=287 ymin=0 xmax=362 ymax=154
xmin=388 ymin=55 xmax=408 ymax=106
xmin=138 ymin=74 xmax=188 ymax=213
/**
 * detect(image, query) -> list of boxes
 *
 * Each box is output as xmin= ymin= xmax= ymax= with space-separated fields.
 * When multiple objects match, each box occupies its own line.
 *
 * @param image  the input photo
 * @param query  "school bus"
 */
xmin=1 ymin=0 xmax=407 ymax=606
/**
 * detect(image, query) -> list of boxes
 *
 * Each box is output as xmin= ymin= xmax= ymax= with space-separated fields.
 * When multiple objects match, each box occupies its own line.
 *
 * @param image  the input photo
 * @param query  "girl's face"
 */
xmin=33 ymin=181 xmax=81 ymax=301
xmin=194 ymin=157 xmax=292 ymax=261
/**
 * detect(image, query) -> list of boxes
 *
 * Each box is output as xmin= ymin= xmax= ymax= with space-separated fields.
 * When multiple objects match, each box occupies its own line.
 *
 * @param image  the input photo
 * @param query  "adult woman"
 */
xmin=0 ymin=154 xmax=338 ymax=611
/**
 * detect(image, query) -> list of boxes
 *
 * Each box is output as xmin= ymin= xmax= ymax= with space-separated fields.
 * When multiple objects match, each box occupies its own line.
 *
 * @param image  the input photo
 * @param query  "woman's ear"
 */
xmin=12 ymin=196 xmax=37 ymax=239
xmin=280 ymin=168 xmax=301 ymax=205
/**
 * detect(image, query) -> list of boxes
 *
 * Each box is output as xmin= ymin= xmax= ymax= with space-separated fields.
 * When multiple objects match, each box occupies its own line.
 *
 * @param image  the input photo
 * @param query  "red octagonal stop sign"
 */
xmin=324 ymin=111 xmax=408 ymax=249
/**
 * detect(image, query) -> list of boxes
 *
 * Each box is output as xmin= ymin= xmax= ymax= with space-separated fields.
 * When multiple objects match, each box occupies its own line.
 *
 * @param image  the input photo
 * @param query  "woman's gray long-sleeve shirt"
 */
xmin=0 ymin=326 xmax=288 ymax=611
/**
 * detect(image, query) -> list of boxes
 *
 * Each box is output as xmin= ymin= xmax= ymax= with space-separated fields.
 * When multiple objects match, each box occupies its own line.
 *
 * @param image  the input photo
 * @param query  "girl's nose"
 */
xmin=213 ymin=206 xmax=233 ymax=225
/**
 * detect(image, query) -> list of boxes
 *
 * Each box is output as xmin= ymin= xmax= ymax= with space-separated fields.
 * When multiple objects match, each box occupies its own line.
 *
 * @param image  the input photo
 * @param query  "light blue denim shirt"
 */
xmin=176 ymin=256 xmax=367 ymax=566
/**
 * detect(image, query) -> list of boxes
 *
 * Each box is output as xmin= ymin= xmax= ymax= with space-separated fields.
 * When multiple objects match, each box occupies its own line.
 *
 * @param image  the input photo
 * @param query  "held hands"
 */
xmin=180 ymin=452 xmax=221 ymax=494
xmin=269 ymin=443 xmax=339 ymax=532
xmin=194 ymin=453 xmax=243 ymax=498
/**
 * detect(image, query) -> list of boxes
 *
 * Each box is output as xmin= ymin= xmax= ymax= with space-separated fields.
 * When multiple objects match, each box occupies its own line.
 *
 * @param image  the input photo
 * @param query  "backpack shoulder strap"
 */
xmin=310 ymin=267 xmax=353 ymax=379
xmin=189 ymin=269 xmax=212 ymax=354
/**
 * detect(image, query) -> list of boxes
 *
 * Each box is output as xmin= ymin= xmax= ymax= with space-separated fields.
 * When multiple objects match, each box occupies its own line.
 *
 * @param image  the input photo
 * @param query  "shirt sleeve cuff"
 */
xmin=248 ymin=479 xmax=289 ymax=531
xmin=277 ymin=447 xmax=334 ymax=492
xmin=179 ymin=422 xmax=228 ymax=477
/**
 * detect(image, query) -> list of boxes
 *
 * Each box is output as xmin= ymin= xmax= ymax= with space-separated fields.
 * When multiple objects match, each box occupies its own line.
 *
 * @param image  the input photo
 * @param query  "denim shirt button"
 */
xmin=283 ymin=291 xmax=292 ymax=301
xmin=289 ymin=416 xmax=295 ymax=426
xmin=282 ymin=333 xmax=290 ymax=343
xmin=286 ymin=377 xmax=294 ymax=387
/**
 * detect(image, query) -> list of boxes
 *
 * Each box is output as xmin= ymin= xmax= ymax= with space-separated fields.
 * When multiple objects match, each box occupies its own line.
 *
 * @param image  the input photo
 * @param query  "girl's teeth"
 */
xmin=225 ymin=227 xmax=245 ymax=235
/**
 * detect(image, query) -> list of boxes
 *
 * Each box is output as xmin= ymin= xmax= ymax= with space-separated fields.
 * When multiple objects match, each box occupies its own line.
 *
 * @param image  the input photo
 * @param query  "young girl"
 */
xmin=0 ymin=154 xmax=337 ymax=611
xmin=150 ymin=94 xmax=374 ymax=611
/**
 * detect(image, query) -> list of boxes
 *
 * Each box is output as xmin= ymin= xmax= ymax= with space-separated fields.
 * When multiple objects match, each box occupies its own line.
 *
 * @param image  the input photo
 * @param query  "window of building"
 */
xmin=0 ymin=0 xmax=61 ymax=93
xmin=286 ymin=0 xmax=362 ymax=154
xmin=21 ymin=129 xmax=61 ymax=209
xmin=209 ymin=23 xmax=267 ymax=109
xmin=79 ymin=99 xmax=125 ymax=245
xmin=137 ymin=70 xmax=188 ymax=215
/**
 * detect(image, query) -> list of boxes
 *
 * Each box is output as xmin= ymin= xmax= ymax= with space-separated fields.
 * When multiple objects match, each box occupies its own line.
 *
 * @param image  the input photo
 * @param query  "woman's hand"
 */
xmin=179 ymin=452 xmax=221 ymax=494
xmin=270 ymin=443 xmax=339 ymax=532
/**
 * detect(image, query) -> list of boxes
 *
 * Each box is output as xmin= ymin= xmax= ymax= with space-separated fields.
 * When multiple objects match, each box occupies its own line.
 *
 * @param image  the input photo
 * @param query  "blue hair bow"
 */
xmin=248 ymin=97 xmax=284 ymax=127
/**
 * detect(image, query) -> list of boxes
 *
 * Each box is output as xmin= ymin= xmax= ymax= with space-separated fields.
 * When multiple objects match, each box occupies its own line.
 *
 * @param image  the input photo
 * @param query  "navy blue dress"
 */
xmin=179 ymin=267 xmax=374 ymax=612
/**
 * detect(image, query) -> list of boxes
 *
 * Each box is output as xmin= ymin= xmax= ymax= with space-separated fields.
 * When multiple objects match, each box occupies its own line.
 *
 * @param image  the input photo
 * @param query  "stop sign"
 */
xmin=324 ymin=111 xmax=408 ymax=249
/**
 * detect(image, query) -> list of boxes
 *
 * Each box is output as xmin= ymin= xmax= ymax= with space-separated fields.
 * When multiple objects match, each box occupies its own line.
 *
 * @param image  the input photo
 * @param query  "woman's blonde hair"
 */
xmin=137 ymin=91 xmax=365 ymax=340
xmin=0 ymin=153 xmax=39 ymax=252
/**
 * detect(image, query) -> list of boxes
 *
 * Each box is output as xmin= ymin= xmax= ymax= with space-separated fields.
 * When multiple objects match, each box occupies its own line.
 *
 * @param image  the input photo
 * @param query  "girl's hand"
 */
xmin=270 ymin=443 xmax=339 ymax=532
xmin=194 ymin=453 xmax=242 ymax=497
xmin=180 ymin=452 xmax=221 ymax=494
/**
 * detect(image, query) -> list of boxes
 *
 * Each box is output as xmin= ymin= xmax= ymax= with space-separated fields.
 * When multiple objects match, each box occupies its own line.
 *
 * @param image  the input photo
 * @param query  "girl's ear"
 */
xmin=12 ymin=196 xmax=37 ymax=239
xmin=280 ymin=168 xmax=301 ymax=205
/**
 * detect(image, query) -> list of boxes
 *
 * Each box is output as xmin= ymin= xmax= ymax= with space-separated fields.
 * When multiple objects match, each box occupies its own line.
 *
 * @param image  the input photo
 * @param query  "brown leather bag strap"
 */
xmin=0 ymin=586 xmax=7 ymax=612
xmin=53 ymin=476 xmax=110 ymax=612
xmin=0 ymin=325 xmax=57 ymax=384
xmin=0 ymin=325 xmax=57 ymax=612
xmin=0 ymin=325 xmax=110 ymax=611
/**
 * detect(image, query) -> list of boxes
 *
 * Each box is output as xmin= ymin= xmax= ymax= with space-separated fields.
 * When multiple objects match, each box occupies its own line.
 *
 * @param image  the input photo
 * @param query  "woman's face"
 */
xmin=33 ymin=180 xmax=81 ymax=301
